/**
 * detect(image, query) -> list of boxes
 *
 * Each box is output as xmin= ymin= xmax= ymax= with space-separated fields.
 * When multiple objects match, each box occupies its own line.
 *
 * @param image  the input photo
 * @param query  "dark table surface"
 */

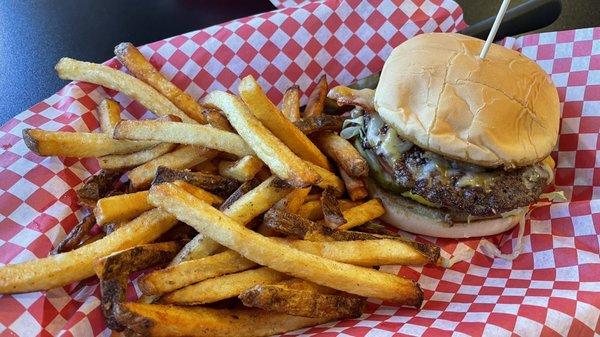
xmin=1 ymin=0 xmax=597 ymax=125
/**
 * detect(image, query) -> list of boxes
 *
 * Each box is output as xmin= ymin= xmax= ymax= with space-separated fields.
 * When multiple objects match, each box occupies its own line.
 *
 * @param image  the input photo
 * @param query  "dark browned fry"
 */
xmin=76 ymin=170 xmax=123 ymax=207
xmin=219 ymin=178 xmax=261 ymax=211
xmin=303 ymin=75 xmax=327 ymax=118
xmin=94 ymin=242 xmax=181 ymax=331
xmin=316 ymin=132 xmax=368 ymax=178
xmin=239 ymin=284 xmax=365 ymax=319
xmin=340 ymin=169 xmax=368 ymax=201
xmin=103 ymin=222 xmax=123 ymax=235
xmin=263 ymin=209 xmax=440 ymax=263
xmin=352 ymin=221 xmax=397 ymax=236
xmin=152 ymin=166 xmax=240 ymax=198
xmin=320 ymin=187 xmax=346 ymax=229
xmin=202 ymin=107 xmax=234 ymax=131
xmin=51 ymin=214 xmax=96 ymax=254
xmin=294 ymin=115 xmax=347 ymax=135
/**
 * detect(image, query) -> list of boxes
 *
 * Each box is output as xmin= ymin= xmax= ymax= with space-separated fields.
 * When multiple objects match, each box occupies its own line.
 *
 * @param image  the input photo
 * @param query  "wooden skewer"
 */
xmin=479 ymin=0 xmax=512 ymax=59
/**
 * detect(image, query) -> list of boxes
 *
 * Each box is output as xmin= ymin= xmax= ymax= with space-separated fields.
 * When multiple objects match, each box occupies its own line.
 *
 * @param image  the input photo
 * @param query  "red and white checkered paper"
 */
xmin=0 ymin=0 xmax=598 ymax=336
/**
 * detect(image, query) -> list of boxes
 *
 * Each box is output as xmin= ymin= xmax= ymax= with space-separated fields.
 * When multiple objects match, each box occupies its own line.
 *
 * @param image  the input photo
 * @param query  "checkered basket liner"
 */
xmin=0 ymin=0 xmax=598 ymax=336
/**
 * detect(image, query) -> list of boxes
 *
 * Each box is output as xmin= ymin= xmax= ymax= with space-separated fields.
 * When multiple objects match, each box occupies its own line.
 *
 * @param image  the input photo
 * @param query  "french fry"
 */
xmin=303 ymin=75 xmax=327 ymax=117
xmin=190 ymin=158 xmax=219 ymax=174
xmin=238 ymin=76 xmax=330 ymax=170
xmin=327 ymin=85 xmax=375 ymax=113
xmin=218 ymin=155 xmax=264 ymax=182
xmin=23 ymin=129 xmax=158 ymax=158
xmin=320 ymin=186 xmax=346 ymax=229
xmin=0 ymin=209 xmax=177 ymax=294
xmin=316 ymin=132 xmax=368 ymax=178
xmin=51 ymin=214 xmax=96 ymax=254
xmin=114 ymin=120 xmax=253 ymax=157
xmin=338 ymin=199 xmax=385 ymax=230
xmin=98 ymin=99 xmax=121 ymax=135
xmin=152 ymin=166 xmax=240 ymax=198
xmin=140 ymin=250 xmax=256 ymax=296
xmin=98 ymin=143 xmax=177 ymax=170
xmin=219 ymin=178 xmax=261 ymax=211
xmin=95 ymin=242 xmax=180 ymax=330
xmin=171 ymin=181 xmax=223 ymax=206
xmin=149 ymin=183 xmax=423 ymax=305
xmin=114 ymin=42 xmax=207 ymax=124
xmin=94 ymin=191 xmax=153 ymax=225
xmin=273 ymin=187 xmax=311 ymax=214
xmin=171 ymin=176 xmax=291 ymax=264
xmin=293 ymin=115 xmax=347 ymax=135
xmin=76 ymin=170 xmax=123 ymax=207
xmin=201 ymin=90 xmax=319 ymax=188
xmin=305 ymin=161 xmax=345 ymax=196
xmin=120 ymin=304 xmax=334 ymax=337
xmin=162 ymin=267 xmax=286 ymax=305
xmin=202 ymin=107 xmax=233 ymax=131
xmin=240 ymin=284 xmax=364 ymax=319
xmin=55 ymin=58 xmax=194 ymax=123
xmin=129 ymin=145 xmax=217 ymax=190
xmin=340 ymin=169 xmax=368 ymax=201
xmin=281 ymin=85 xmax=301 ymax=122
xmin=281 ymin=239 xmax=434 ymax=266
xmin=297 ymin=200 xmax=324 ymax=221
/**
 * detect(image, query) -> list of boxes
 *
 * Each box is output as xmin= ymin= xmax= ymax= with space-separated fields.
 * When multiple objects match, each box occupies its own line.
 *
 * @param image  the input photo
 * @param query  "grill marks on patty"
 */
xmin=392 ymin=147 xmax=549 ymax=217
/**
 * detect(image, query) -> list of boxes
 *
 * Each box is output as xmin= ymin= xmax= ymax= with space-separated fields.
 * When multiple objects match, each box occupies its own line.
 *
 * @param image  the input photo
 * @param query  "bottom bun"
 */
xmin=368 ymin=181 xmax=521 ymax=239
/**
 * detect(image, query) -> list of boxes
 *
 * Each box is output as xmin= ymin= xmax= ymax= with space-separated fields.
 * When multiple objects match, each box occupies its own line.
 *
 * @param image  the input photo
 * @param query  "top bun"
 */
xmin=374 ymin=33 xmax=560 ymax=168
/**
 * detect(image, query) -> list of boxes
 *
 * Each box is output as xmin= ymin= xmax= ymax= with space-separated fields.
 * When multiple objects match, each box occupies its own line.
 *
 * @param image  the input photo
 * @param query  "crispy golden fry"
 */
xmin=56 ymin=57 xmax=193 ymax=123
xmin=129 ymin=145 xmax=217 ymax=190
xmin=76 ymin=170 xmax=122 ymax=207
xmin=23 ymin=129 xmax=157 ymax=158
xmin=51 ymin=214 xmax=96 ymax=254
xmin=114 ymin=42 xmax=206 ymax=124
xmin=281 ymin=85 xmax=301 ymax=122
xmin=218 ymin=155 xmax=264 ymax=182
xmin=340 ymin=169 xmax=368 ymax=201
xmin=305 ymin=161 xmax=345 ymax=196
xmin=282 ymin=239 xmax=433 ymax=266
xmin=149 ymin=183 xmax=423 ymax=305
xmin=94 ymin=191 xmax=153 ymax=225
xmin=162 ymin=267 xmax=285 ymax=305
xmin=0 ymin=209 xmax=177 ymax=294
xmin=327 ymin=86 xmax=375 ymax=113
xmin=316 ymin=132 xmax=368 ymax=178
xmin=98 ymin=99 xmax=121 ymax=135
xmin=240 ymin=284 xmax=364 ymax=319
xmin=152 ymin=166 xmax=240 ymax=198
xmin=353 ymin=221 xmax=397 ymax=236
xmin=120 ymin=304 xmax=334 ymax=337
xmin=114 ymin=120 xmax=253 ymax=157
xmin=202 ymin=108 xmax=233 ymax=131
xmin=303 ymin=75 xmax=327 ymax=117
xmin=238 ymin=76 xmax=330 ymax=170
xmin=140 ymin=250 xmax=256 ymax=296
xmin=273 ymin=187 xmax=311 ymax=214
xmin=171 ymin=181 xmax=223 ymax=206
xmin=98 ymin=143 xmax=177 ymax=170
xmin=294 ymin=115 xmax=347 ymax=135
xmin=202 ymin=90 xmax=319 ymax=188
xmin=171 ymin=176 xmax=291 ymax=265
xmin=338 ymin=199 xmax=385 ymax=230
xmin=297 ymin=200 xmax=324 ymax=221
xmin=95 ymin=242 xmax=180 ymax=330
xmin=304 ymin=193 xmax=321 ymax=202
xmin=320 ymin=187 xmax=346 ymax=229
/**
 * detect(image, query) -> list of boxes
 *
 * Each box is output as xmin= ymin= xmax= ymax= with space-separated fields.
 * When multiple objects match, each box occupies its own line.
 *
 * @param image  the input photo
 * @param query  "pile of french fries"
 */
xmin=0 ymin=42 xmax=441 ymax=337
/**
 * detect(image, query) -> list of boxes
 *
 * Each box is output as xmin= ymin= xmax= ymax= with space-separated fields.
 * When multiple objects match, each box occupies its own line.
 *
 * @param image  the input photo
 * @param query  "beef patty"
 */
xmin=352 ymin=112 xmax=551 ymax=218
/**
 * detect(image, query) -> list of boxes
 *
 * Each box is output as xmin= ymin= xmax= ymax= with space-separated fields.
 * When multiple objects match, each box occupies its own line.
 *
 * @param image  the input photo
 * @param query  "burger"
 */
xmin=340 ymin=33 xmax=560 ymax=238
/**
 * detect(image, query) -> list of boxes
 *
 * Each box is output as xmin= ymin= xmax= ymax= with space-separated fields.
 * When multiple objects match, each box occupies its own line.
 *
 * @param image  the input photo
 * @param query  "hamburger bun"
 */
xmin=374 ymin=32 xmax=560 ymax=169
